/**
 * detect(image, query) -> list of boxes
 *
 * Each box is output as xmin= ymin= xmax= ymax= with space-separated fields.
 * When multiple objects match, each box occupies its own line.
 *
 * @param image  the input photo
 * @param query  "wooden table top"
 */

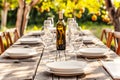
xmin=0 ymin=30 xmax=119 ymax=80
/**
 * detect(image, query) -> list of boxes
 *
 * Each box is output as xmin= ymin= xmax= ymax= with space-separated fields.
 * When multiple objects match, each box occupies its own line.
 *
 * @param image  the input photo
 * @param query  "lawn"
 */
xmin=79 ymin=21 xmax=114 ymax=38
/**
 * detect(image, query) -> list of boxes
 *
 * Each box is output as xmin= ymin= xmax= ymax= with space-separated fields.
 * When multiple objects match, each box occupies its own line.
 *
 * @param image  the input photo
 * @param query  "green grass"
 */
xmin=26 ymin=24 xmax=42 ymax=33
xmin=79 ymin=21 xmax=114 ymax=38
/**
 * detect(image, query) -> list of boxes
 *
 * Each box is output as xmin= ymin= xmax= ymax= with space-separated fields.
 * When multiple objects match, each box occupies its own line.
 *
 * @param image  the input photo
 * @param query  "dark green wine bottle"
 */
xmin=56 ymin=11 xmax=66 ymax=50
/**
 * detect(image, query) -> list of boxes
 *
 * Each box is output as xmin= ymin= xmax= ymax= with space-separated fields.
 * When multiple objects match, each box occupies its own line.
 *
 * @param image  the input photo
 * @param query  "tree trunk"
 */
xmin=20 ymin=5 xmax=31 ymax=36
xmin=15 ymin=0 xmax=25 ymax=37
xmin=1 ymin=2 xmax=9 ymax=29
xmin=16 ymin=0 xmax=39 ymax=37
xmin=105 ymin=0 xmax=120 ymax=32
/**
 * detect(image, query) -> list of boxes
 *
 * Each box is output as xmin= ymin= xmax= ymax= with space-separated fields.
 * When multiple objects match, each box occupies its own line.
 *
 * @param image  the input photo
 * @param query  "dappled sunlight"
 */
xmin=0 ymin=62 xmax=36 ymax=80
xmin=85 ymin=61 xmax=112 ymax=79
xmin=87 ymin=72 xmax=107 ymax=79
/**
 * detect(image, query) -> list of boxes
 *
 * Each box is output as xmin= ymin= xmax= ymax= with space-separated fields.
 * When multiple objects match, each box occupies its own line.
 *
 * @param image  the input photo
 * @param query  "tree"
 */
xmin=16 ymin=0 xmax=39 ymax=37
xmin=105 ymin=0 xmax=120 ymax=32
xmin=0 ymin=0 xmax=18 ymax=29
xmin=1 ymin=0 xmax=10 ymax=29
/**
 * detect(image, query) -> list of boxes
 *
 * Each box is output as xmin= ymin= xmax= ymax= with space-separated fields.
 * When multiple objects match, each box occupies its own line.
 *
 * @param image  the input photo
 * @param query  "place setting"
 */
xmin=73 ymin=36 xmax=109 ymax=59
xmin=45 ymin=60 xmax=91 ymax=76
xmin=77 ymin=47 xmax=109 ymax=58
xmin=18 ymin=37 xmax=42 ymax=44
xmin=0 ymin=47 xmax=39 ymax=64
xmin=27 ymin=30 xmax=44 ymax=36
xmin=10 ymin=38 xmax=44 ymax=53
xmin=82 ymin=36 xmax=95 ymax=44
xmin=43 ymin=43 xmax=92 ymax=77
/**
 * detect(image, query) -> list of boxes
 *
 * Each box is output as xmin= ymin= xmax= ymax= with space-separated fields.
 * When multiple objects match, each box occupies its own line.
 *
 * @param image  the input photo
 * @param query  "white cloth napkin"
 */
xmin=102 ymin=60 xmax=120 ymax=79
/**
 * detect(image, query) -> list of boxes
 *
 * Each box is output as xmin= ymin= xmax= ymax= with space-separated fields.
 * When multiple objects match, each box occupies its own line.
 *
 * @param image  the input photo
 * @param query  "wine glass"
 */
xmin=67 ymin=18 xmax=75 ymax=24
xmin=43 ymin=20 xmax=52 ymax=29
xmin=47 ymin=17 xmax=54 ymax=27
xmin=68 ymin=21 xmax=79 ymax=42
xmin=43 ymin=20 xmax=54 ymax=39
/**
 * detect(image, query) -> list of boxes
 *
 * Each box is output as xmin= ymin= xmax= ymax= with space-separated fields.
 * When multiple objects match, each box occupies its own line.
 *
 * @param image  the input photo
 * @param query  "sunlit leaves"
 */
xmin=84 ymin=0 xmax=101 ymax=13
xmin=113 ymin=0 xmax=120 ymax=8
xmin=52 ymin=0 xmax=66 ymax=11
xmin=26 ymin=0 xmax=31 ymax=4
xmin=2 ymin=0 xmax=19 ymax=10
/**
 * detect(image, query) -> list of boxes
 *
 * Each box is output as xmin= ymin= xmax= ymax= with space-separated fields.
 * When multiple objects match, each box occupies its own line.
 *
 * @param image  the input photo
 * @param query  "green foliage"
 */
xmin=113 ymin=0 xmax=120 ymax=8
xmin=7 ymin=0 xmax=18 ymax=10
xmin=0 ymin=0 xmax=120 ymax=29
xmin=80 ymin=21 xmax=114 ymax=38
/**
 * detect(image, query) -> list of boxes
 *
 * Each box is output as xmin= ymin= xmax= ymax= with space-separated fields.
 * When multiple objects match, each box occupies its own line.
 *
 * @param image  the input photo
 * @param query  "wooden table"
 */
xmin=0 ymin=30 xmax=119 ymax=80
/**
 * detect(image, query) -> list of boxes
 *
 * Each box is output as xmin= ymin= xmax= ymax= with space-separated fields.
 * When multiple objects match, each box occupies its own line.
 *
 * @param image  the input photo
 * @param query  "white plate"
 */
xmin=19 ymin=38 xmax=41 ymax=44
xmin=46 ymin=64 xmax=91 ymax=76
xmin=27 ymin=31 xmax=44 ymax=36
xmin=79 ymin=48 xmax=108 ymax=57
xmin=83 ymin=36 xmax=93 ymax=41
xmin=5 ymin=48 xmax=37 ymax=59
xmin=46 ymin=60 xmax=87 ymax=72
xmin=46 ymin=68 xmax=84 ymax=76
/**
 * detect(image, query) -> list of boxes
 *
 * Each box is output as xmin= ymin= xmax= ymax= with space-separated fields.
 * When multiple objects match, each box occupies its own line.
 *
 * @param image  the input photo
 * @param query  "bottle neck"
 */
xmin=59 ymin=19 xmax=63 ymax=21
xmin=59 ymin=11 xmax=63 ymax=20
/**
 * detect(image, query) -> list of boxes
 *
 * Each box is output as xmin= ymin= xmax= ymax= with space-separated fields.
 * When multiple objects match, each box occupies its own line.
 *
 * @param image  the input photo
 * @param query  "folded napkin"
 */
xmin=102 ymin=61 xmax=120 ymax=79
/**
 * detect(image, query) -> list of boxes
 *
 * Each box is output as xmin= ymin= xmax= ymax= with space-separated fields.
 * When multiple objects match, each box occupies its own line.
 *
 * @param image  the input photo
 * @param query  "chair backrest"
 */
xmin=7 ymin=28 xmax=20 ymax=43
xmin=0 ymin=32 xmax=5 ymax=54
xmin=4 ymin=31 xmax=13 ymax=48
xmin=100 ymin=28 xmax=113 ymax=48
xmin=113 ymin=32 xmax=120 ymax=55
xmin=0 ymin=29 xmax=20 ymax=54
xmin=13 ymin=28 xmax=20 ymax=42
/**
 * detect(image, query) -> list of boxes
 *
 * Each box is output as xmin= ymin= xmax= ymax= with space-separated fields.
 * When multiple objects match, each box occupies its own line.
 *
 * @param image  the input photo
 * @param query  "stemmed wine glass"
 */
xmin=67 ymin=19 xmax=83 ymax=60
xmin=47 ymin=17 xmax=54 ymax=27
xmin=40 ymin=20 xmax=56 ymax=63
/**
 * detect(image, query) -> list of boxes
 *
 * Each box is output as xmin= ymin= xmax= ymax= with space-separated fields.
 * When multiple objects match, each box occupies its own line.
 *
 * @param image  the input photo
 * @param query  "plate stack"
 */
xmin=83 ymin=36 xmax=94 ymax=44
xmin=18 ymin=38 xmax=42 ymax=44
xmin=79 ymin=48 xmax=108 ymax=58
xmin=46 ymin=60 xmax=87 ymax=76
xmin=27 ymin=31 xmax=44 ymax=36
xmin=5 ymin=48 xmax=37 ymax=59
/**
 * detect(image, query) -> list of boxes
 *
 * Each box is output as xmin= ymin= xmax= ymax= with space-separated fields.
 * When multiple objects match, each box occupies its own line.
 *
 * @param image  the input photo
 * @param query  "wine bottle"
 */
xmin=56 ymin=11 xmax=66 ymax=50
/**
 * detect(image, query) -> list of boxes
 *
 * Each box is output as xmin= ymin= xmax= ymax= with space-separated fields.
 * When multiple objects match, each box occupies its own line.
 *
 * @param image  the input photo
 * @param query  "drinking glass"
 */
xmin=47 ymin=17 xmax=54 ymax=27
xmin=43 ymin=20 xmax=52 ymax=29
xmin=68 ymin=21 xmax=79 ymax=42
xmin=43 ymin=20 xmax=54 ymax=39
xmin=67 ymin=18 xmax=75 ymax=24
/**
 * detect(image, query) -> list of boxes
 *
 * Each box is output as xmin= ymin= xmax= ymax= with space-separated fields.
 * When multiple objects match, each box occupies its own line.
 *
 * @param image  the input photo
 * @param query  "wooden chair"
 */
xmin=100 ymin=28 xmax=113 ymax=48
xmin=5 ymin=28 xmax=20 ymax=44
xmin=0 ymin=28 xmax=20 ymax=54
xmin=112 ymin=32 xmax=120 ymax=55
xmin=0 ymin=32 xmax=5 ymax=54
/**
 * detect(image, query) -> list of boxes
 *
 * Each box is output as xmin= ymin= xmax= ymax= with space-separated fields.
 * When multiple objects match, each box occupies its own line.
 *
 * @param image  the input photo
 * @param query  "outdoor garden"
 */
xmin=1 ymin=1 xmax=120 ymax=80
